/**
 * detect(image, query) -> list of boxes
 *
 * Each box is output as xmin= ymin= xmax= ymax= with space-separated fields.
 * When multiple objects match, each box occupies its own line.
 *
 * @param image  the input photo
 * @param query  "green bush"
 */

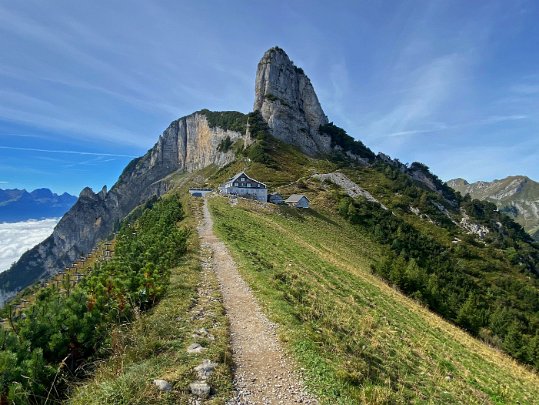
xmin=319 ymin=122 xmax=375 ymax=160
xmin=218 ymin=136 xmax=233 ymax=153
xmin=243 ymin=111 xmax=277 ymax=167
xmin=0 ymin=195 xmax=188 ymax=403
xmin=198 ymin=109 xmax=247 ymax=133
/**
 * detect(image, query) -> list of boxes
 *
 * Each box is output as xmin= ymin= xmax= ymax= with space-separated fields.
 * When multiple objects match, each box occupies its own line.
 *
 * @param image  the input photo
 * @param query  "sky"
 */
xmin=0 ymin=0 xmax=538 ymax=195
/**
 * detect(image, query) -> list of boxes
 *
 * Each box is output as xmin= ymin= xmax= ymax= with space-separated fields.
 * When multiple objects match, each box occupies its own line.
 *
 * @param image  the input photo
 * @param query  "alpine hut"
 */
xmin=219 ymin=171 xmax=268 ymax=202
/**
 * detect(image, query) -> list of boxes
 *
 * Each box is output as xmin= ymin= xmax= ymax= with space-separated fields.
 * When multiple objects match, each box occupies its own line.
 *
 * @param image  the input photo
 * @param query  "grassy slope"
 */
xmin=68 ymin=195 xmax=233 ymax=404
xmin=209 ymin=196 xmax=539 ymax=404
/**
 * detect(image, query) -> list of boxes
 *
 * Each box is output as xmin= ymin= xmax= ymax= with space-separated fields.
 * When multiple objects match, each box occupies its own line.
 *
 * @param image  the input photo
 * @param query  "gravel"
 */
xmin=198 ymin=199 xmax=317 ymax=404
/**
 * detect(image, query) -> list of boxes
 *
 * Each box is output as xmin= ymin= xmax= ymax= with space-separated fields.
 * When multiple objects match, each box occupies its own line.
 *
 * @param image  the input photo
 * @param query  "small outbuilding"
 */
xmin=268 ymin=193 xmax=284 ymax=205
xmin=285 ymin=194 xmax=310 ymax=208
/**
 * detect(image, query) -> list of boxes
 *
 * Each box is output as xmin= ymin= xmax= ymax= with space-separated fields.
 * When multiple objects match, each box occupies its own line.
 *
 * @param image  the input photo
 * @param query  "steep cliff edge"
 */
xmin=254 ymin=47 xmax=331 ymax=155
xmin=0 ymin=112 xmax=245 ymax=299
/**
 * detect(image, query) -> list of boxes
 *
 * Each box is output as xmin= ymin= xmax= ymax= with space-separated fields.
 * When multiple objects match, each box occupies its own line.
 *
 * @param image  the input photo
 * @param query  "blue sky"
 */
xmin=0 ymin=0 xmax=538 ymax=195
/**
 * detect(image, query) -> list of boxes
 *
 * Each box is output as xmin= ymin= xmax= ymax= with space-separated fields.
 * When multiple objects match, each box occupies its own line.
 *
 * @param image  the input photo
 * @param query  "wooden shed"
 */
xmin=285 ymin=194 xmax=310 ymax=208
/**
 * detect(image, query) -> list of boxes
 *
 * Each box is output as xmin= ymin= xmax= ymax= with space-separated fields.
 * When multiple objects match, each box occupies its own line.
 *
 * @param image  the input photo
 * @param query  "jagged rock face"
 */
xmin=0 ymin=113 xmax=242 ymax=300
xmin=254 ymin=47 xmax=330 ymax=155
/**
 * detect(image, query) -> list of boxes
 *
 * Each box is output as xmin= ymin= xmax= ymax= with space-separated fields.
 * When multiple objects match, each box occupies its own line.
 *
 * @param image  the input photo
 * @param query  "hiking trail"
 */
xmin=198 ymin=198 xmax=317 ymax=404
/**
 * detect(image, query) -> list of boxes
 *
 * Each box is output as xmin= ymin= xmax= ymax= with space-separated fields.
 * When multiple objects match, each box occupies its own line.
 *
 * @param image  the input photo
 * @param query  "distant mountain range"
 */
xmin=448 ymin=176 xmax=539 ymax=240
xmin=0 ymin=188 xmax=77 ymax=222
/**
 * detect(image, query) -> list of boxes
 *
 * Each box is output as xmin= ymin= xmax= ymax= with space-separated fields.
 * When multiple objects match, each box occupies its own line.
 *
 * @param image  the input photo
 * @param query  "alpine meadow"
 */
xmin=1 ymin=8 xmax=539 ymax=404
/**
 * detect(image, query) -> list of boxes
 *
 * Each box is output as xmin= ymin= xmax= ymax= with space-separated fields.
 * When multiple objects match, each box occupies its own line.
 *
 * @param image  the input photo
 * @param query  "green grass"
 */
xmin=207 ymin=138 xmax=338 ymax=190
xmin=68 ymin=196 xmax=233 ymax=404
xmin=209 ymin=196 xmax=539 ymax=404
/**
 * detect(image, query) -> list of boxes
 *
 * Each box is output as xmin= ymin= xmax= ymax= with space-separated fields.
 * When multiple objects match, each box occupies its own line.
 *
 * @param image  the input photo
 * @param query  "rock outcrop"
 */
xmin=254 ymin=47 xmax=330 ymax=155
xmin=0 ymin=113 xmax=244 ymax=300
xmin=313 ymin=172 xmax=387 ymax=210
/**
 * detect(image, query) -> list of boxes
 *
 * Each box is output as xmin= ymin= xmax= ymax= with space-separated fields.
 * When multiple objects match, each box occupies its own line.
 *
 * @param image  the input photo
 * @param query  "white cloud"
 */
xmin=0 ymin=218 xmax=58 ymax=273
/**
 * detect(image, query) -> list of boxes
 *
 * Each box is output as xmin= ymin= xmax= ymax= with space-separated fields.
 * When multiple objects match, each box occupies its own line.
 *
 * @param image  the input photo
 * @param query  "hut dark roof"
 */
xmin=285 ymin=194 xmax=309 ymax=203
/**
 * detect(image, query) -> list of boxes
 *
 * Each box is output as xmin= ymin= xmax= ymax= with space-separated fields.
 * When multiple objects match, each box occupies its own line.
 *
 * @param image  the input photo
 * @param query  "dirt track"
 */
xmin=198 ymin=198 xmax=316 ymax=405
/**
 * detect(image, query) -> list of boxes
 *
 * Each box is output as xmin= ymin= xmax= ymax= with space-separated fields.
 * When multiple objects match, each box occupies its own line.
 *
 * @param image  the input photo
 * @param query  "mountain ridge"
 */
xmin=1 ymin=46 xmax=536 ymax=306
xmin=0 ymin=187 xmax=76 ymax=222
xmin=448 ymin=175 xmax=539 ymax=240
xmin=0 ymin=47 xmax=382 ymax=300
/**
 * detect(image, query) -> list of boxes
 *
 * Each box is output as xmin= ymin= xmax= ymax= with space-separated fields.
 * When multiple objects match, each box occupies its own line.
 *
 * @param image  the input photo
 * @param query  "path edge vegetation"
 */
xmin=67 ymin=193 xmax=234 ymax=404
xmin=0 ymin=191 xmax=234 ymax=404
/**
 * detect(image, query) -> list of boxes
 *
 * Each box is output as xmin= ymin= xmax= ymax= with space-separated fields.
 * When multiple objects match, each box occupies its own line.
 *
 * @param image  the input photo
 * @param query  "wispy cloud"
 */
xmin=511 ymin=84 xmax=539 ymax=95
xmin=383 ymin=114 xmax=528 ymax=137
xmin=62 ymin=156 xmax=117 ymax=168
xmin=0 ymin=146 xmax=137 ymax=158
xmin=367 ymin=52 xmax=468 ymax=139
xmin=422 ymin=139 xmax=539 ymax=183
xmin=0 ymin=94 xmax=151 ymax=148
xmin=1 ymin=133 xmax=50 ymax=139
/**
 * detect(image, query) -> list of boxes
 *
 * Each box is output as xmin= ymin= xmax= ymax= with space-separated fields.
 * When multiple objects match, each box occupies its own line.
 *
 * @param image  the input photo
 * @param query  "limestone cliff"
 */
xmin=0 ymin=113 xmax=244 ymax=299
xmin=254 ymin=47 xmax=330 ymax=155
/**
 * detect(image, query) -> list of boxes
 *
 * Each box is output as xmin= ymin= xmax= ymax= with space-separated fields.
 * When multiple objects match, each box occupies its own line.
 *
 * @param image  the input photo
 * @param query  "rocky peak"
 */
xmin=253 ymin=47 xmax=330 ymax=155
xmin=79 ymin=186 xmax=107 ymax=201
xmin=79 ymin=187 xmax=97 ymax=200
xmin=449 ymin=178 xmax=469 ymax=187
xmin=99 ymin=185 xmax=107 ymax=199
xmin=30 ymin=188 xmax=54 ymax=199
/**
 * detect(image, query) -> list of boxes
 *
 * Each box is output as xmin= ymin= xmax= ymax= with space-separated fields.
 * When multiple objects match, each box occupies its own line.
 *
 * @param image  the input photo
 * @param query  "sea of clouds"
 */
xmin=0 ymin=218 xmax=58 ymax=273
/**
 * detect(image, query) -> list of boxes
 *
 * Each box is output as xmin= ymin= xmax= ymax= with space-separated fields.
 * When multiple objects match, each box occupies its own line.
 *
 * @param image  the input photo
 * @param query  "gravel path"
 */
xmin=198 ymin=198 xmax=317 ymax=405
